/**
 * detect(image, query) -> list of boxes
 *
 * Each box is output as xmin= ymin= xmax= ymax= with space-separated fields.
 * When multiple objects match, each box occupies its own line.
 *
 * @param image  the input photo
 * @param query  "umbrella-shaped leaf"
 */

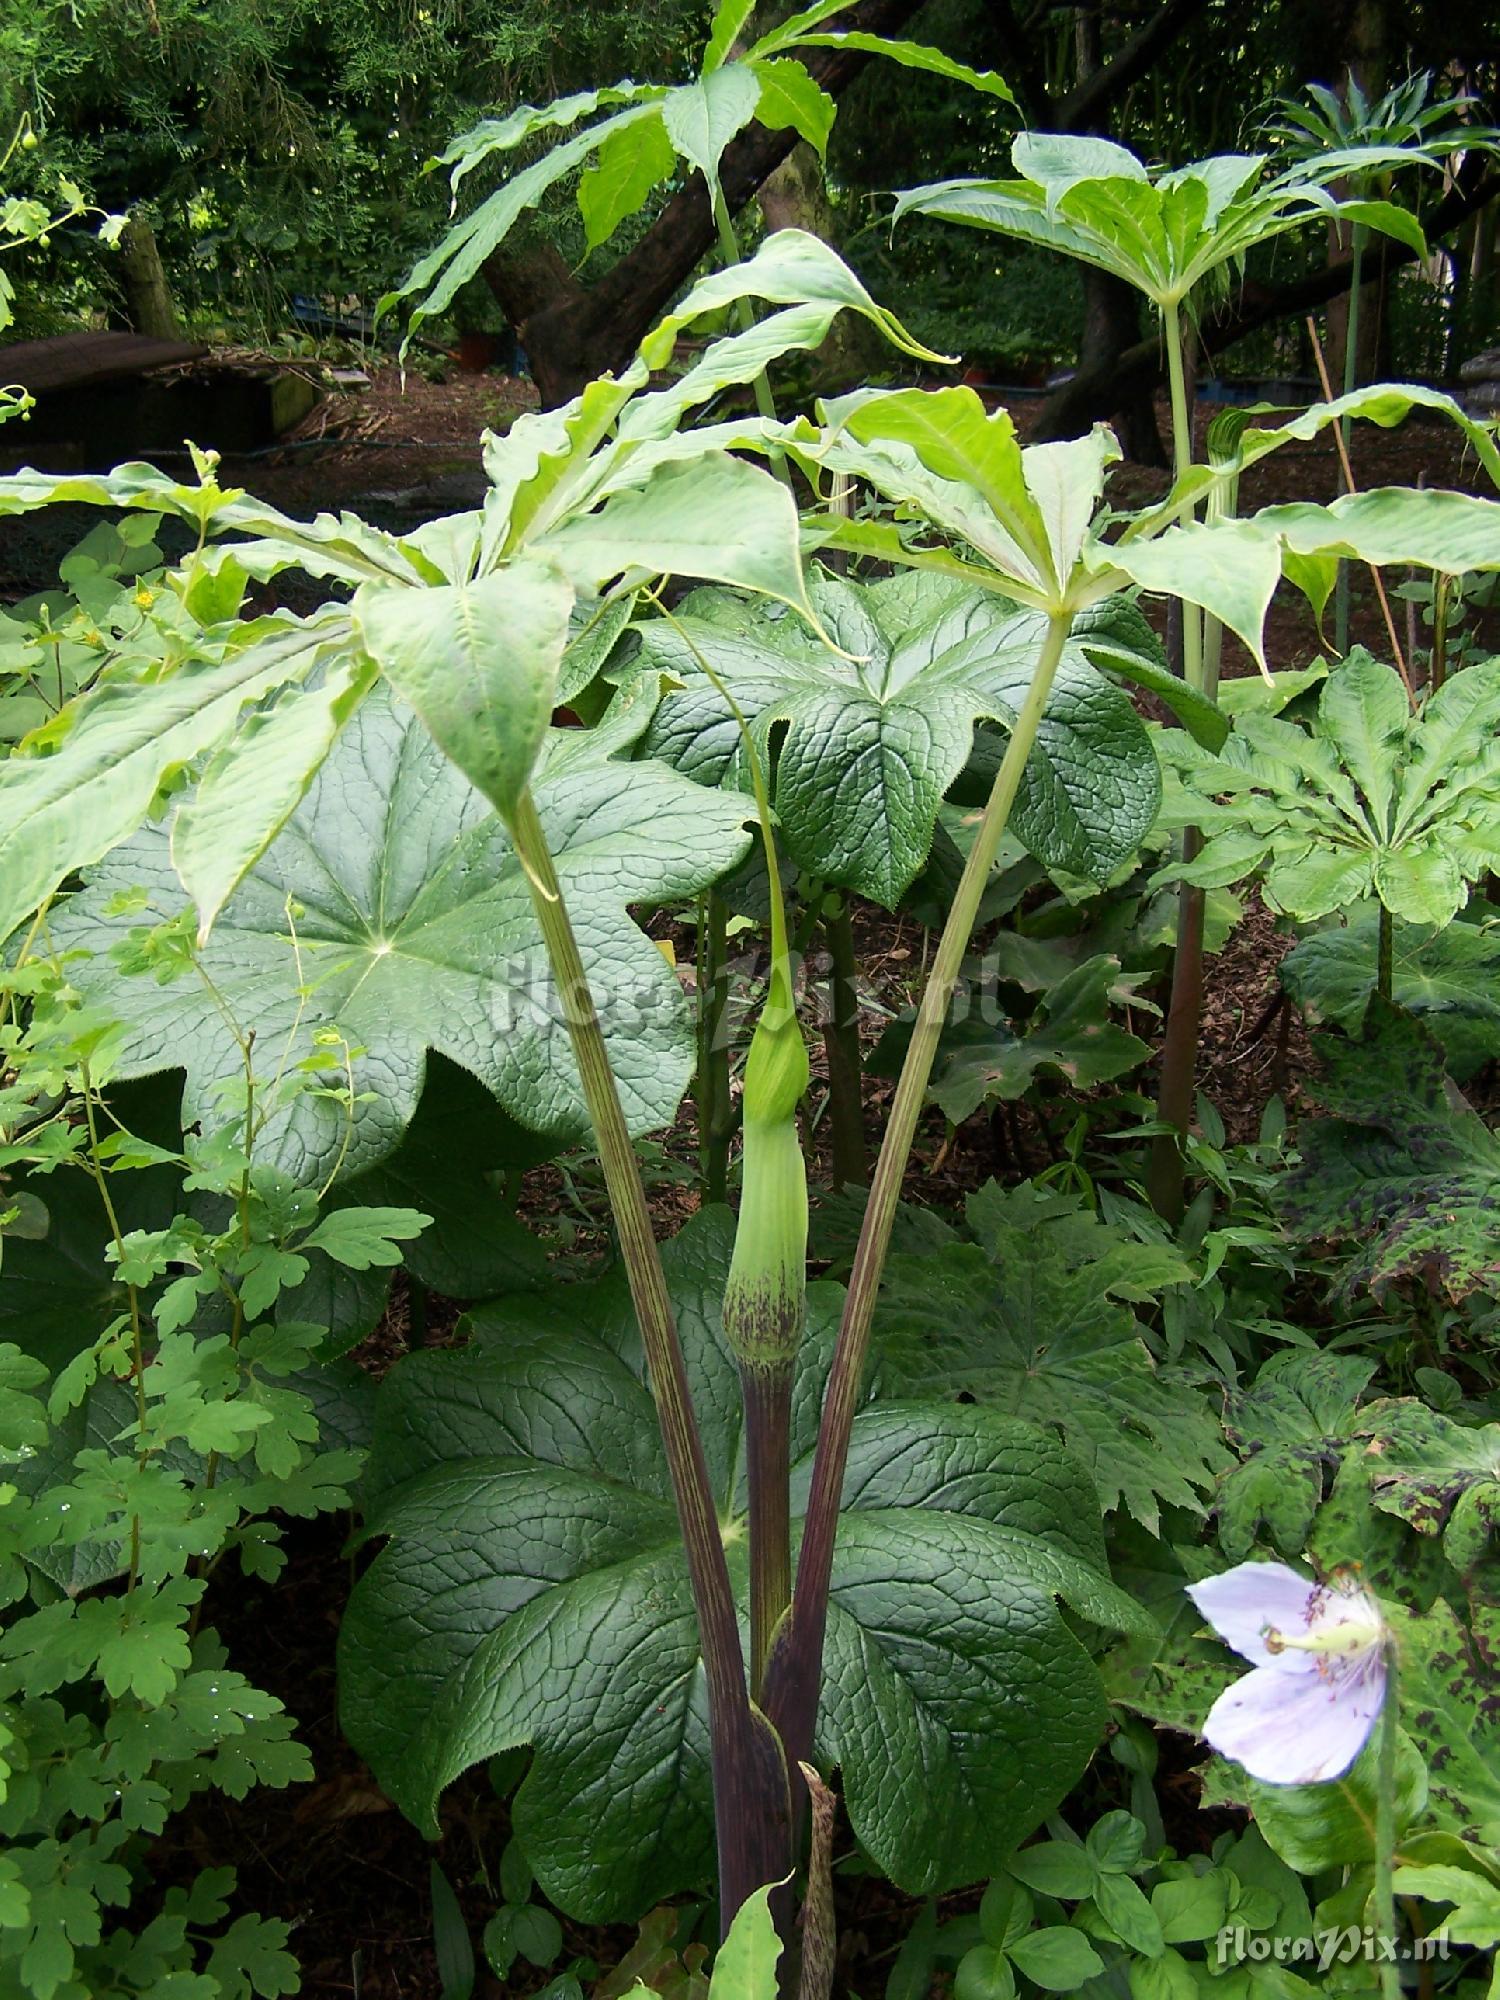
xmin=630 ymin=568 xmax=1161 ymax=904
xmin=51 ymin=689 xmax=754 ymax=1187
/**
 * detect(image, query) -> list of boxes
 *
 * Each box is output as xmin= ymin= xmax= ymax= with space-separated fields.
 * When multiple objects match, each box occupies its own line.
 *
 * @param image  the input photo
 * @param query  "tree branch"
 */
xmin=1054 ymin=0 xmax=1210 ymax=131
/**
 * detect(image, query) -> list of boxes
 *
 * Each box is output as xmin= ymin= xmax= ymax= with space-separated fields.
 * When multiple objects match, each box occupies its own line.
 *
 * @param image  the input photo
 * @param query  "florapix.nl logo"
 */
xmin=1216 ymin=1926 xmax=1453 ymax=1973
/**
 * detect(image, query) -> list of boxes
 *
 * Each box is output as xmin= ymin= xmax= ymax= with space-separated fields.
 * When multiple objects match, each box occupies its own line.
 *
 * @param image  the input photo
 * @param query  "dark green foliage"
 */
xmin=630 ymin=569 xmax=1163 ymax=908
xmin=1281 ymin=1002 xmax=1500 ymax=1302
xmin=1281 ymin=912 xmax=1500 ymax=1082
xmin=868 ymin=952 xmax=1152 ymax=1123
xmin=0 ymin=0 xmax=710 ymax=329
xmin=339 ymin=1209 xmax=1146 ymax=1915
xmin=872 ymin=1180 xmax=1225 ymax=1532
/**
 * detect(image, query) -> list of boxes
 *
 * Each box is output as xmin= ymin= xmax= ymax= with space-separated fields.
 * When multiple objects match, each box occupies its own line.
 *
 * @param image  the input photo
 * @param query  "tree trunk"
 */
xmin=1325 ymin=0 xmax=1389 ymax=392
xmin=1038 ymin=265 xmax=1167 ymax=462
xmin=118 ymin=212 xmax=178 ymax=340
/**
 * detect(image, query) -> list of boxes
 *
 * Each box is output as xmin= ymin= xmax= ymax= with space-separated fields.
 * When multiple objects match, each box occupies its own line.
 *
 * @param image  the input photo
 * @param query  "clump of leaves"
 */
xmin=338 ymin=1208 xmax=1150 ymax=1918
xmin=0 ymin=944 xmax=423 ymax=1998
xmin=1156 ymin=650 xmax=1500 ymax=925
xmin=868 ymin=951 xmax=1152 ymax=1124
xmin=871 ymin=1179 xmax=1227 ymax=1531
xmin=1281 ymin=1002 xmax=1500 ymax=1302
xmin=1282 ymin=909 xmax=1500 ymax=1081
xmin=628 ymin=569 xmax=1167 ymax=906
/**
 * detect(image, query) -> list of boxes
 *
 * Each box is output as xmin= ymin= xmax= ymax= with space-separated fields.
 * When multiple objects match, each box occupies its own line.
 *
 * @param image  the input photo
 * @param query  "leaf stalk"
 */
xmin=508 ymin=785 xmax=789 ymax=1928
xmin=760 ymin=609 xmax=1074 ymax=1770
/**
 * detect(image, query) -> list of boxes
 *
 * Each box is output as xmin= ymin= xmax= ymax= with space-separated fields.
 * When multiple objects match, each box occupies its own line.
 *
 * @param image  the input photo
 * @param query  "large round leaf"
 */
xmin=337 ymin=1209 xmax=1148 ymax=1920
xmin=52 ymin=690 xmax=754 ymax=1185
xmin=629 ymin=569 xmax=1162 ymax=906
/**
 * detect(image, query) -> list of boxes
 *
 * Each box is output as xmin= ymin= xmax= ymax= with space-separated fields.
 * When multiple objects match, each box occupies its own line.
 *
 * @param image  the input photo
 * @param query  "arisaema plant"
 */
xmin=892 ymin=131 xmax=1460 ymax=1221
xmin=8 ymin=211 xmax=1500 ymax=1972
xmin=382 ymin=0 xmax=1011 ymax=357
xmin=1261 ymin=73 xmax=1500 ymax=652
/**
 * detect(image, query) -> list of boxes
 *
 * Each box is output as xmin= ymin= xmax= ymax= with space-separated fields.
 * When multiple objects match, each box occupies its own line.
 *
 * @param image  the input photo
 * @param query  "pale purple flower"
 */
xmin=1187 ymin=1561 xmax=1388 ymax=1785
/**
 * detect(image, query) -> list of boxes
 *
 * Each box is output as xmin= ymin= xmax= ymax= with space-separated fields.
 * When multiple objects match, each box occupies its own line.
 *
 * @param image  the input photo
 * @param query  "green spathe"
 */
xmin=722 ymin=1009 xmax=810 ymax=1372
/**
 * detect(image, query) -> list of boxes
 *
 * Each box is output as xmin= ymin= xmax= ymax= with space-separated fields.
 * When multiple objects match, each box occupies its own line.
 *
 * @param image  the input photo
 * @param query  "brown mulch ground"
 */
xmin=243 ymin=361 xmax=538 ymax=514
xmin=47 ymin=364 xmax=1490 ymax=1995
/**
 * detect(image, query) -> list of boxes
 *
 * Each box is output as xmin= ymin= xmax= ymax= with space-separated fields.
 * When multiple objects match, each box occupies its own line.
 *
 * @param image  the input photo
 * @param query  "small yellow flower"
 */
xmin=133 ymin=586 xmax=156 ymax=610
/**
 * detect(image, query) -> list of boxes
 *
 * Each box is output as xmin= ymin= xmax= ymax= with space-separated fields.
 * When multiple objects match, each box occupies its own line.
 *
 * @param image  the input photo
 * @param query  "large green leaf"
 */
xmin=578 ymin=114 xmax=678 ymax=249
xmin=747 ymin=58 xmax=835 ymax=156
xmin=1130 ymin=383 xmax=1500 ymax=542
xmin=630 ymin=568 xmax=1161 ymax=903
xmin=1281 ymin=1003 xmax=1500 ymax=1302
xmin=1243 ymin=1731 xmax=1428 ymax=1874
xmin=1281 ymin=914 xmax=1500 ymax=1083
xmin=1386 ymin=1599 xmax=1500 ymax=1844
xmin=170 ymin=650 xmax=378 ymax=945
xmin=632 ymin=231 xmax=946 ymax=389
xmin=539 ymin=455 xmax=815 ymax=620
xmin=1215 ymin=1352 xmax=1377 ymax=1561
xmin=338 ymin=1210 xmax=1144 ymax=1918
xmin=0 ymin=613 xmax=341 ymax=947
xmin=874 ymin=1181 xmax=1222 ymax=1533
xmin=52 ymin=689 xmax=753 ymax=1187
xmin=660 ymin=65 xmax=760 ymax=196
xmin=1261 ymin=486 xmax=1500 ymax=582
xmin=894 ymin=136 xmax=1428 ymax=315
xmin=803 ymin=385 xmax=1288 ymax=669
xmin=1351 ymin=1399 xmax=1500 ymax=1587
xmin=352 ymin=558 xmax=575 ymax=822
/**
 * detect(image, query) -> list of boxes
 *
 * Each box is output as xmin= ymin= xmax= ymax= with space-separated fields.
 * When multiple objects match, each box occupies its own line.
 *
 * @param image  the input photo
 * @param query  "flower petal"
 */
xmin=1200 ymin=1657 xmax=1387 ymax=1784
xmin=1188 ymin=1561 xmax=1322 ymax=1669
